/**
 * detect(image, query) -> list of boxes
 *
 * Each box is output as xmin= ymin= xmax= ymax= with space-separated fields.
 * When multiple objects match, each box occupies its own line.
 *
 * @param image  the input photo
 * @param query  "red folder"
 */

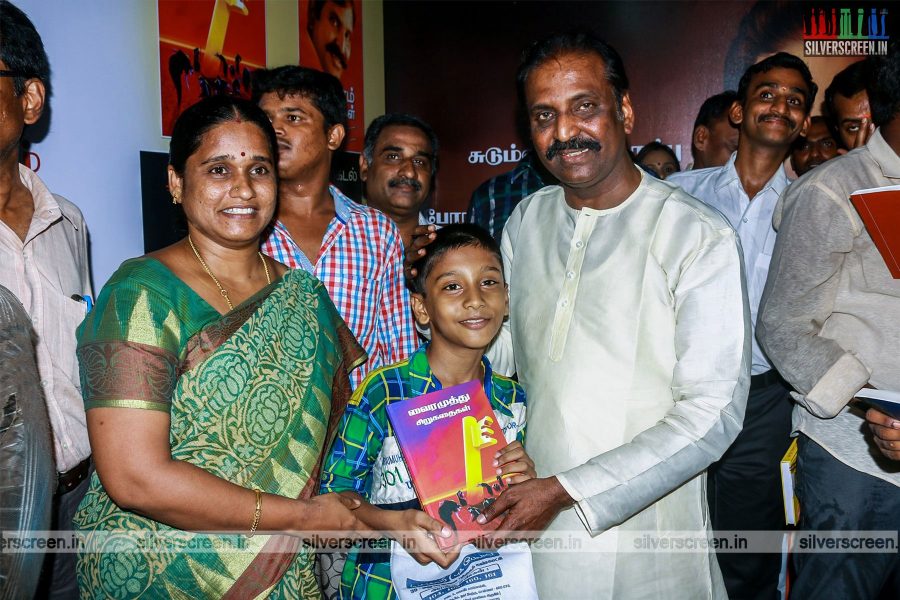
xmin=850 ymin=185 xmax=900 ymax=278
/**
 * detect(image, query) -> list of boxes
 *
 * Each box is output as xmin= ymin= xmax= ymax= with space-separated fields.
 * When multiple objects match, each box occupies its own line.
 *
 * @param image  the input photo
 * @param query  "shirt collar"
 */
xmin=712 ymin=151 xmax=790 ymax=197
xmin=18 ymin=164 xmax=78 ymax=230
xmin=329 ymin=184 xmax=365 ymax=223
xmin=866 ymin=128 xmax=900 ymax=180
xmin=406 ymin=344 xmax=495 ymax=400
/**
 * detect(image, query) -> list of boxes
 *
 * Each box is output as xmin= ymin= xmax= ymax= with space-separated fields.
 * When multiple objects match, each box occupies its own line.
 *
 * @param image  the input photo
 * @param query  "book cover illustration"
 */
xmin=386 ymin=379 xmax=509 ymax=550
xmin=849 ymin=184 xmax=900 ymax=278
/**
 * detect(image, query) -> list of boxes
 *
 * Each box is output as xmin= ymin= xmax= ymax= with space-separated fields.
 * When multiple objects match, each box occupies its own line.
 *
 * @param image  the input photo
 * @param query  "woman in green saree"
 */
xmin=74 ymin=96 xmax=369 ymax=599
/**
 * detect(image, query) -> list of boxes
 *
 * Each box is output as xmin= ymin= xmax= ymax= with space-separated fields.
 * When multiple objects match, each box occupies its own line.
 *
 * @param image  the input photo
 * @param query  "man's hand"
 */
xmin=476 ymin=476 xmax=573 ymax=542
xmin=866 ymin=407 xmax=900 ymax=460
xmin=404 ymin=224 xmax=437 ymax=279
xmin=838 ymin=117 xmax=875 ymax=154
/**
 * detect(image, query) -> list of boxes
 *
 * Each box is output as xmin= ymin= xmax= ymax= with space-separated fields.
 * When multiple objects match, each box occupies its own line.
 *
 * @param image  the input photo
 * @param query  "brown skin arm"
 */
xmin=866 ymin=408 xmax=900 ymax=461
xmin=404 ymin=224 xmax=437 ymax=278
xmin=475 ymin=476 xmax=574 ymax=542
xmin=88 ymin=408 xmax=371 ymax=537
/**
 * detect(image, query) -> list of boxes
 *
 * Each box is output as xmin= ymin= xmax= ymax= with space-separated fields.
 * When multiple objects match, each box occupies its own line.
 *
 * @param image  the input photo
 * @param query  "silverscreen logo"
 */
xmin=803 ymin=7 xmax=889 ymax=56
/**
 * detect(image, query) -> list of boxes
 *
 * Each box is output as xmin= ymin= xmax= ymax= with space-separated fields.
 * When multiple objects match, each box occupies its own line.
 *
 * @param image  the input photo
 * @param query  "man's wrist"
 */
xmin=548 ymin=476 xmax=575 ymax=509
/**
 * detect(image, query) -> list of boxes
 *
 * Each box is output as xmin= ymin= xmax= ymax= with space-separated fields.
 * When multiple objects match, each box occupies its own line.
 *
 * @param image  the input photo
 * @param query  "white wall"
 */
xmin=20 ymin=0 xmax=168 ymax=288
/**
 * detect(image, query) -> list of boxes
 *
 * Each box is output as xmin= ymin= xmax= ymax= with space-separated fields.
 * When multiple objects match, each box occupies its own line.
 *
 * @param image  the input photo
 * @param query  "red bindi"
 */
xmin=240 ymin=152 xmax=245 ymax=156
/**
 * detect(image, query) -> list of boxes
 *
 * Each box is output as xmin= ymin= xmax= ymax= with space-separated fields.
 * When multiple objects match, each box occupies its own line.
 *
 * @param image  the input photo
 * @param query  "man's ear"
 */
xmin=728 ymin=100 xmax=744 ymax=127
xmin=21 ymin=78 xmax=45 ymax=126
xmin=798 ymin=114 xmax=811 ymax=138
xmin=620 ymin=92 xmax=635 ymax=135
xmin=410 ymin=293 xmax=430 ymax=327
xmin=327 ymin=123 xmax=346 ymax=151
xmin=692 ymin=125 xmax=709 ymax=152
xmin=359 ymin=153 xmax=369 ymax=182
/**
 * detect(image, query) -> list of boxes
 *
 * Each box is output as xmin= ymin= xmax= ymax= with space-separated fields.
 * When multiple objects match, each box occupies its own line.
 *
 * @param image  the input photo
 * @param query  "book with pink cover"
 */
xmin=386 ymin=379 xmax=509 ymax=550
xmin=850 ymin=185 xmax=900 ymax=278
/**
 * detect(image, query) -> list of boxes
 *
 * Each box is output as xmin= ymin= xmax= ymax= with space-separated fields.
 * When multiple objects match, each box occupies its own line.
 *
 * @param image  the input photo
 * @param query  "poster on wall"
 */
xmin=299 ymin=0 xmax=365 ymax=151
xmin=158 ymin=0 xmax=266 ymax=136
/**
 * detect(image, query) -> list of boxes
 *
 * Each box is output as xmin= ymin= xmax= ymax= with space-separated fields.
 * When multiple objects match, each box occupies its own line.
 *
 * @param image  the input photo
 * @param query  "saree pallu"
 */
xmin=74 ymin=264 xmax=364 ymax=599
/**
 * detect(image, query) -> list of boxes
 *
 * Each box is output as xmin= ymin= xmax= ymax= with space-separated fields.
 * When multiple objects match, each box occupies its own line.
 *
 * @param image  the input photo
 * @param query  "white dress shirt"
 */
xmin=669 ymin=153 xmax=790 ymax=376
xmin=0 ymin=165 xmax=92 ymax=472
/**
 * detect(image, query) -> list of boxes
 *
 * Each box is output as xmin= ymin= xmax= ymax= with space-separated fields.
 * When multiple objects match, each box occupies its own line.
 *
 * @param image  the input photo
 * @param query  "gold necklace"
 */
xmin=188 ymin=235 xmax=271 ymax=310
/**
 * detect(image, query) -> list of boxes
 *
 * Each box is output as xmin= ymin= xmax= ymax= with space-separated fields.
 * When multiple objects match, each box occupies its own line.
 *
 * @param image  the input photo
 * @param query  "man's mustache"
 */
xmin=546 ymin=137 xmax=602 ymax=161
xmin=325 ymin=41 xmax=349 ymax=70
xmin=388 ymin=177 xmax=422 ymax=191
xmin=757 ymin=112 xmax=796 ymax=129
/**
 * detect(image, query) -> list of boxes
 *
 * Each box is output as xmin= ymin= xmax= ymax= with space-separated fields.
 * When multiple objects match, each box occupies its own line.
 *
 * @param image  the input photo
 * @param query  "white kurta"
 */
xmin=489 ymin=173 xmax=750 ymax=599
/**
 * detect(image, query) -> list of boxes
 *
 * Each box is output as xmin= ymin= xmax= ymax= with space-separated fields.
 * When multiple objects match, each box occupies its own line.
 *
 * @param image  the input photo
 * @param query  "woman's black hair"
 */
xmin=168 ymin=95 xmax=278 ymax=175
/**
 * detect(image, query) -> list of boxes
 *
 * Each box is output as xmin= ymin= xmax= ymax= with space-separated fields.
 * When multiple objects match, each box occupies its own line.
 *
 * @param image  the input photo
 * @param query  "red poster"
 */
xmin=299 ymin=0 xmax=365 ymax=151
xmin=158 ymin=0 xmax=266 ymax=136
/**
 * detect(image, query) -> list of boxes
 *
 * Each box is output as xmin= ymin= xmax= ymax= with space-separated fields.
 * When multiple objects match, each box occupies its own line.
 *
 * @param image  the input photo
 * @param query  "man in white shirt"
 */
xmin=668 ymin=52 xmax=815 ymax=600
xmin=477 ymin=32 xmax=749 ymax=599
xmin=0 ymin=3 xmax=92 ymax=598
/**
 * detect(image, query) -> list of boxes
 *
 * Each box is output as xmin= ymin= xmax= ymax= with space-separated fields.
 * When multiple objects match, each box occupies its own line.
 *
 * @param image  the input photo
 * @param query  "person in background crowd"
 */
xmin=724 ymin=0 xmax=856 ymax=117
xmin=73 ymin=96 xmax=369 ymax=599
xmin=690 ymin=91 xmax=739 ymax=170
xmin=824 ymin=60 xmax=875 ymax=151
xmin=254 ymin=66 xmax=416 ymax=389
xmin=361 ymin=113 xmax=438 ymax=248
xmin=465 ymin=151 xmax=551 ymax=244
xmin=635 ymin=141 xmax=680 ymax=179
xmin=468 ymin=31 xmax=749 ymax=599
xmin=668 ymin=52 xmax=814 ymax=600
xmin=759 ymin=45 xmax=900 ymax=599
xmin=303 ymin=0 xmax=355 ymax=82
xmin=790 ymin=115 xmax=839 ymax=176
xmin=0 ymin=3 xmax=92 ymax=597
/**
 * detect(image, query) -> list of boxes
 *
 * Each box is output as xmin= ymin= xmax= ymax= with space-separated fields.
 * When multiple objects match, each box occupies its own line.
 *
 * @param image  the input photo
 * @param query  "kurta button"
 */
xmin=566 ymin=271 xmax=575 ymax=279
xmin=575 ymin=240 xmax=584 ymax=248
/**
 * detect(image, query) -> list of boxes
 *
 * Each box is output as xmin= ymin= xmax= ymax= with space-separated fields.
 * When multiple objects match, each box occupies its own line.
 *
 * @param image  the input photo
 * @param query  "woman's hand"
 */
xmin=494 ymin=441 xmax=536 ymax=484
xmin=296 ymin=492 xmax=371 ymax=538
xmin=388 ymin=509 xmax=458 ymax=568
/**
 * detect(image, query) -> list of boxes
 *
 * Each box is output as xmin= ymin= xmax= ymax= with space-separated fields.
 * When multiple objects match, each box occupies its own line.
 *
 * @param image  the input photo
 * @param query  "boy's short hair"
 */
xmin=411 ymin=224 xmax=503 ymax=295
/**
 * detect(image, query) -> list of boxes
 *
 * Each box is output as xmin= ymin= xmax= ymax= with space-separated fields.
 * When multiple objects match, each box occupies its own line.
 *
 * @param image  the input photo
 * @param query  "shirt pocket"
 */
xmin=46 ymin=292 xmax=88 ymax=390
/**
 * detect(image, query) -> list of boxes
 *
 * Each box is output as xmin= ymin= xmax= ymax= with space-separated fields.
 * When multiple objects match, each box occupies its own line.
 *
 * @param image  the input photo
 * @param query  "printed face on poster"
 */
xmin=299 ymin=0 xmax=365 ymax=152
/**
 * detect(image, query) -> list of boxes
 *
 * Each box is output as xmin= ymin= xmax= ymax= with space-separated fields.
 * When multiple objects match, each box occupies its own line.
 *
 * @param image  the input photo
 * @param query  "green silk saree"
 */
xmin=73 ymin=258 xmax=364 ymax=599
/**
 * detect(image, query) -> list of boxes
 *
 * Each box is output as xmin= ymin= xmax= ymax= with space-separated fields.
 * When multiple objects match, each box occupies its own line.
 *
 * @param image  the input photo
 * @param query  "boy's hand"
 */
xmin=391 ymin=509 xmax=458 ymax=568
xmin=494 ymin=440 xmax=536 ymax=484
xmin=405 ymin=225 xmax=437 ymax=279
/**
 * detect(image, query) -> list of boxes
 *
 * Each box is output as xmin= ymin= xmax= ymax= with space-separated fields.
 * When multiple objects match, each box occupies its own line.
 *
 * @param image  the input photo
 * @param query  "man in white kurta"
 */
xmin=478 ymin=33 xmax=750 ymax=599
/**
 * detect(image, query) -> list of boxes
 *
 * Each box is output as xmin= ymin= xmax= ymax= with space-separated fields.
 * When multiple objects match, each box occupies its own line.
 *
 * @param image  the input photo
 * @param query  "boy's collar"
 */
xmin=408 ymin=344 xmax=494 ymax=398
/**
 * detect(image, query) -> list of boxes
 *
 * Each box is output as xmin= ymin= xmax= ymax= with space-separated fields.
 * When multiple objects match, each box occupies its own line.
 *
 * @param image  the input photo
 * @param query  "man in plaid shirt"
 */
xmin=254 ymin=66 xmax=416 ymax=388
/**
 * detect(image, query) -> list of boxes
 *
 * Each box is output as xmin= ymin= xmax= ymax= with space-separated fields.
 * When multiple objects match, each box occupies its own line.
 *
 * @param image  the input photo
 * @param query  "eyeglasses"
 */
xmin=0 ymin=71 xmax=24 ymax=78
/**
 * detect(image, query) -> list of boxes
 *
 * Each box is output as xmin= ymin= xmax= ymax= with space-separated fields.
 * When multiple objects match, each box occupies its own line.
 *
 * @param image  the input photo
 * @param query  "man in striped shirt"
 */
xmin=254 ymin=66 xmax=416 ymax=388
